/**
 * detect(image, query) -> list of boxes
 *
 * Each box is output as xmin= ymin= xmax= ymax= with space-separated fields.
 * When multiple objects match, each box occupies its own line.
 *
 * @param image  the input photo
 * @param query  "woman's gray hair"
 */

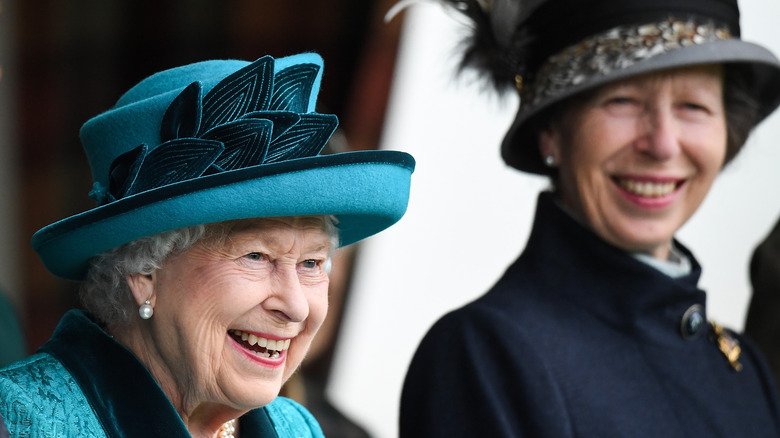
xmin=80 ymin=216 xmax=339 ymax=327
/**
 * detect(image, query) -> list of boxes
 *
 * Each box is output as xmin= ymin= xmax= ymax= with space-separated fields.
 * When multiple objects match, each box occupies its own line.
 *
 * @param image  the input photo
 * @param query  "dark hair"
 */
xmin=723 ymin=64 xmax=762 ymax=165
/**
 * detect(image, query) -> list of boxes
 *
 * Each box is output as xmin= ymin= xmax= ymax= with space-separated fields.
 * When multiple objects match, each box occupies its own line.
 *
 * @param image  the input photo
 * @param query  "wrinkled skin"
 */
xmin=117 ymin=216 xmax=332 ymax=437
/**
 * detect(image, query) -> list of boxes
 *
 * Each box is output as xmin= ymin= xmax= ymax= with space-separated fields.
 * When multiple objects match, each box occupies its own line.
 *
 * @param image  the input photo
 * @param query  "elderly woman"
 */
xmin=0 ymin=53 xmax=414 ymax=437
xmin=400 ymin=0 xmax=780 ymax=437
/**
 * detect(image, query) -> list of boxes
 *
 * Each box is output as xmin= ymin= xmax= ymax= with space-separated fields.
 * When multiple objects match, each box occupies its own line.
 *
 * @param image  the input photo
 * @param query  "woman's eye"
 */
xmin=300 ymin=259 xmax=318 ymax=269
xmin=244 ymin=252 xmax=266 ymax=262
xmin=236 ymin=252 xmax=271 ymax=270
xmin=676 ymin=100 xmax=719 ymax=121
xmin=607 ymin=96 xmax=637 ymax=106
xmin=297 ymin=259 xmax=326 ymax=280
xmin=681 ymin=102 xmax=707 ymax=112
xmin=602 ymin=95 xmax=643 ymax=116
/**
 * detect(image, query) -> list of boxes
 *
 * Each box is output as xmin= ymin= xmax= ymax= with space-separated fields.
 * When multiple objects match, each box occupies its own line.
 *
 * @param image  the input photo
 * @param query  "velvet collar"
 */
xmin=38 ymin=310 xmax=279 ymax=438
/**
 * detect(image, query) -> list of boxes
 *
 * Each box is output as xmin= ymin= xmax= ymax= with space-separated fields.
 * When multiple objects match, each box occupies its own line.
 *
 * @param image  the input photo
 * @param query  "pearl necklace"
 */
xmin=218 ymin=419 xmax=237 ymax=438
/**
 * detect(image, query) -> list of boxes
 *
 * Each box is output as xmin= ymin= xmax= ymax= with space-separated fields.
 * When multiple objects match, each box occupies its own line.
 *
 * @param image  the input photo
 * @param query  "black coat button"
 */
xmin=681 ymin=304 xmax=706 ymax=340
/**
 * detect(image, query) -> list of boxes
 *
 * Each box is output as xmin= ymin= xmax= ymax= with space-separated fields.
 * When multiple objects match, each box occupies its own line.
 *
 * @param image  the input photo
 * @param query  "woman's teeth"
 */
xmin=230 ymin=329 xmax=291 ymax=359
xmin=619 ymin=179 xmax=677 ymax=197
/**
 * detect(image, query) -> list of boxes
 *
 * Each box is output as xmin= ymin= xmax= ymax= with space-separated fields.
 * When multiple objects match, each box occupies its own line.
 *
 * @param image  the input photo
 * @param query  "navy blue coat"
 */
xmin=400 ymin=193 xmax=780 ymax=437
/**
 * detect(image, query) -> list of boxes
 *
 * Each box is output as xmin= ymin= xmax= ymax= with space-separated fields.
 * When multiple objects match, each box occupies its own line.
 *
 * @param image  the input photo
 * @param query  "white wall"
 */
xmin=328 ymin=2 xmax=780 ymax=437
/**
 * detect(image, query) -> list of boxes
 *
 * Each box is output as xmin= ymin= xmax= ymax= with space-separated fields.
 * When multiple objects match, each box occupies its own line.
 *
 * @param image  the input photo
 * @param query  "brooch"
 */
xmin=710 ymin=321 xmax=742 ymax=372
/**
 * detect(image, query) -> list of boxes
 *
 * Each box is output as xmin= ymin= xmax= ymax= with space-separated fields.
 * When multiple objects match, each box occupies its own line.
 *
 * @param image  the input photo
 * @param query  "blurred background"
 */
xmin=1 ymin=1 xmax=779 ymax=437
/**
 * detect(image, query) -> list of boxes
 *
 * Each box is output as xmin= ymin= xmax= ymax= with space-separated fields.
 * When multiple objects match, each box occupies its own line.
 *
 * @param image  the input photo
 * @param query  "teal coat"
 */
xmin=0 ymin=310 xmax=324 ymax=437
xmin=0 ymin=290 xmax=25 ymax=368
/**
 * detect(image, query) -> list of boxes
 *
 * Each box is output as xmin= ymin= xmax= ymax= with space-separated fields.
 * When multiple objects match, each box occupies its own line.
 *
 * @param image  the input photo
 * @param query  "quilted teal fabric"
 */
xmin=1 ymin=354 xmax=106 ymax=437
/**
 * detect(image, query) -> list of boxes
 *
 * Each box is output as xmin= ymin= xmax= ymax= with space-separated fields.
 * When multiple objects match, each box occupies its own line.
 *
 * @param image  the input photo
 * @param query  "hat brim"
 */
xmin=502 ymin=39 xmax=780 ymax=174
xmin=32 ymin=150 xmax=415 ymax=281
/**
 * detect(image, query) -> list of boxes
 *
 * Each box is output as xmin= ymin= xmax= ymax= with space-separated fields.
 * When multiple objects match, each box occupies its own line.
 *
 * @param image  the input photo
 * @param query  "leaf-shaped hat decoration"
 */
xmin=199 ymin=56 xmax=274 ymax=135
xmin=97 ymin=55 xmax=337 ymax=205
xmin=202 ymin=119 xmax=273 ymax=172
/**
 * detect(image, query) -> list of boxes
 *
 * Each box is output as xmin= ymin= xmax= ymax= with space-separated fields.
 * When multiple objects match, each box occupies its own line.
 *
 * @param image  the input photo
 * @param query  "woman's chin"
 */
xmin=593 ymin=229 xmax=673 ymax=258
xmin=224 ymin=383 xmax=283 ymax=410
xmin=220 ymin=358 xmax=288 ymax=408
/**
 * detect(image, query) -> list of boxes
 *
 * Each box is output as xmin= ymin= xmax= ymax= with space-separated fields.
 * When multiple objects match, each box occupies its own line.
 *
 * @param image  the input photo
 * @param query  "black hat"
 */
xmin=439 ymin=0 xmax=780 ymax=174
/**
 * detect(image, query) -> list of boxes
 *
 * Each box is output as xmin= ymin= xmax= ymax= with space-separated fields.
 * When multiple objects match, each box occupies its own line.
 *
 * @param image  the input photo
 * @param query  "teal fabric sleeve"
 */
xmin=0 ymin=291 xmax=25 ymax=368
xmin=265 ymin=397 xmax=325 ymax=438
xmin=0 ymin=353 xmax=106 ymax=437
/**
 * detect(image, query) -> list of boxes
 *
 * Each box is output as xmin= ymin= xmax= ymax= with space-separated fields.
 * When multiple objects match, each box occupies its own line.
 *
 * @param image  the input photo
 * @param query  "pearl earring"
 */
xmin=544 ymin=155 xmax=556 ymax=167
xmin=139 ymin=300 xmax=154 ymax=320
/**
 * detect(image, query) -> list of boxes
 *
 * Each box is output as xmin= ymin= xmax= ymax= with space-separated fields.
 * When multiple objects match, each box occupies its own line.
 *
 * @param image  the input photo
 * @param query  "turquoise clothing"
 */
xmin=0 ymin=291 xmax=25 ymax=368
xmin=0 ymin=310 xmax=324 ymax=437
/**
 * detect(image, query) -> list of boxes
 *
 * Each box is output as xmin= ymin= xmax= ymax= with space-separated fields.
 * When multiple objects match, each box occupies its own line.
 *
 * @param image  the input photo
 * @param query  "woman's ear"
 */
xmin=538 ymin=126 xmax=561 ymax=166
xmin=126 ymin=273 xmax=156 ymax=307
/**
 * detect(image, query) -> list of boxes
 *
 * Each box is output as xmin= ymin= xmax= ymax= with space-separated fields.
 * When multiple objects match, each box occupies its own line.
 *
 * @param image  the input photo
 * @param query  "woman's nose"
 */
xmin=263 ymin=265 xmax=309 ymax=323
xmin=634 ymin=106 xmax=681 ymax=161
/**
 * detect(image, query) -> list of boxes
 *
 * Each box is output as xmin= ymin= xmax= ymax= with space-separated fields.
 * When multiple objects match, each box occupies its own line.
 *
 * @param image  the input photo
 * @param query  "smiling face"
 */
xmin=124 ymin=216 xmax=332 ymax=415
xmin=539 ymin=65 xmax=727 ymax=259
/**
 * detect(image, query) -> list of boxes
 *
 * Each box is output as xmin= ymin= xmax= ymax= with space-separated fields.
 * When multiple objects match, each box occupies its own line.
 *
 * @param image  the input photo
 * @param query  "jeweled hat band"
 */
xmin=512 ymin=0 xmax=740 ymax=78
xmin=519 ymin=18 xmax=732 ymax=112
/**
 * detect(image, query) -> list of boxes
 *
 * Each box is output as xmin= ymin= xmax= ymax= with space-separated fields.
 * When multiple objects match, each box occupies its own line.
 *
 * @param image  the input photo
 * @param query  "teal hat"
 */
xmin=32 ymin=53 xmax=415 ymax=281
